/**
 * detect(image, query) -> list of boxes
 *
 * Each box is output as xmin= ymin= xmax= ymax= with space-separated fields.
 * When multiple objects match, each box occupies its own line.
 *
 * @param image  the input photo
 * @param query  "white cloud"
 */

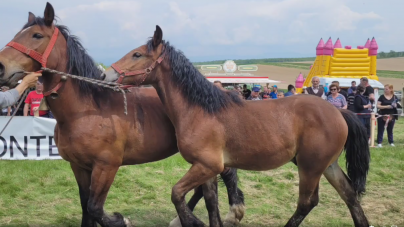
xmin=0 ymin=0 xmax=401 ymax=64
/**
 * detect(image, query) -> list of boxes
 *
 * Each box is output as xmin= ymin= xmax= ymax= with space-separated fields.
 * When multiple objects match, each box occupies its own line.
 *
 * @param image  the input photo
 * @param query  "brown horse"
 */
xmin=0 ymin=4 xmax=245 ymax=227
xmin=102 ymin=25 xmax=371 ymax=227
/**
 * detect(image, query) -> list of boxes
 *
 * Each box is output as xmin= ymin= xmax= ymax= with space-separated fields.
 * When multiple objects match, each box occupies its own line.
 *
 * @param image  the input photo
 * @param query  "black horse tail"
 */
xmin=339 ymin=109 xmax=371 ymax=197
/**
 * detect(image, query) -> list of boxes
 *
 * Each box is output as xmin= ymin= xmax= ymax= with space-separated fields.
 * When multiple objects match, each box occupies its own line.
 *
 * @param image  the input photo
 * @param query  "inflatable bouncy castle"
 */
xmin=296 ymin=37 xmax=380 ymax=93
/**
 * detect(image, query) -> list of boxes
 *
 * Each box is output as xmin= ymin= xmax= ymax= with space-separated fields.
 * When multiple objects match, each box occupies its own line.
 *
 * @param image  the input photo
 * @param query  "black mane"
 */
xmin=146 ymin=39 xmax=243 ymax=113
xmin=23 ymin=17 xmax=105 ymax=97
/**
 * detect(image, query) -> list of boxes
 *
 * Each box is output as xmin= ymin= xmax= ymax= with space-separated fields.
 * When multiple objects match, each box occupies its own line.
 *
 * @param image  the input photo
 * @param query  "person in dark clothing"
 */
xmin=347 ymin=86 xmax=357 ymax=112
xmin=360 ymin=77 xmax=375 ymax=110
xmin=376 ymin=84 xmax=401 ymax=147
xmin=242 ymin=85 xmax=251 ymax=100
xmin=354 ymin=85 xmax=372 ymax=138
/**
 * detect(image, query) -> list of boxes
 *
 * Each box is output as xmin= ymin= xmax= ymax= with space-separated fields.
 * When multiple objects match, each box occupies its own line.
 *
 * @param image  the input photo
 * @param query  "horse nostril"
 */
xmin=0 ymin=62 xmax=5 ymax=77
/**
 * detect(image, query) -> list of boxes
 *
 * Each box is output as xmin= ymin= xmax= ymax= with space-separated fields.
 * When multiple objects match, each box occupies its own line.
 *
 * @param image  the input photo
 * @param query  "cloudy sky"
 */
xmin=0 ymin=0 xmax=402 ymax=65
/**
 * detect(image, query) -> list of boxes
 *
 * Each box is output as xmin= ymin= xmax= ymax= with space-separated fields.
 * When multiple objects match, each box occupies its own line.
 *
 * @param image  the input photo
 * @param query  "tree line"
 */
xmin=378 ymin=50 xmax=404 ymax=58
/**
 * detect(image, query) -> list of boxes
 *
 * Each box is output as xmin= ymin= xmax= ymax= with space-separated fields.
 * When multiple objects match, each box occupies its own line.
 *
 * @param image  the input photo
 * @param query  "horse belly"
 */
xmin=223 ymin=148 xmax=294 ymax=171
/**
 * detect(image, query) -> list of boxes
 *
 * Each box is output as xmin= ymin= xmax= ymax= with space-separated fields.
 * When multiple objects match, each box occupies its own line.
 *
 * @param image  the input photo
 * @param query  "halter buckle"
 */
xmin=50 ymin=91 xmax=59 ymax=100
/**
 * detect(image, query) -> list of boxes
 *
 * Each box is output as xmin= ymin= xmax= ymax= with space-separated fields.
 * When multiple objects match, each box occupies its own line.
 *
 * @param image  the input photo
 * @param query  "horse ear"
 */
xmin=152 ymin=25 xmax=163 ymax=48
xmin=44 ymin=2 xmax=55 ymax=27
xmin=28 ymin=12 xmax=36 ymax=24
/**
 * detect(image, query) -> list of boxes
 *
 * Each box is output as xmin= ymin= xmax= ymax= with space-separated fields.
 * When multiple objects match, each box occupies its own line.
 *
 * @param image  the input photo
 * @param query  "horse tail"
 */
xmin=339 ymin=109 xmax=371 ymax=197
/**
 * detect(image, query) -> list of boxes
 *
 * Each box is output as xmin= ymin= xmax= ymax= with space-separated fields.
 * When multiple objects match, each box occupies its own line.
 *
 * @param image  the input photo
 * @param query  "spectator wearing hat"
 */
xmin=247 ymin=87 xmax=262 ymax=100
xmin=347 ymin=86 xmax=357 ymax=112
xmin=269 ymin=85 xmax=278 ymax=99
xmin=284 ymin=85 xmax=295 ymax=97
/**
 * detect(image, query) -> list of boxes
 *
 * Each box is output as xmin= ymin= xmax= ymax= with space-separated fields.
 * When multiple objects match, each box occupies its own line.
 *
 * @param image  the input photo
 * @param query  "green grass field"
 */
xmin=377 ymin=70 xmax=404 ymax=79
xmin=0 ymin=120 xmax=403 ymax=227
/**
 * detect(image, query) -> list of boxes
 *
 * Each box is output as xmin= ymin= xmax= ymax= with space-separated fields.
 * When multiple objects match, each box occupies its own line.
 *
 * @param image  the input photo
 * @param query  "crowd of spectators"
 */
xmin=301 ymin=76 xmax=400 ymax=147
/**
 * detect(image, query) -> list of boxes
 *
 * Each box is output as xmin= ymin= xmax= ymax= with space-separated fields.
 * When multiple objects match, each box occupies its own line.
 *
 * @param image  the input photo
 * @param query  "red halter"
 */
xmin=6 ymin=27 xmax=59 ymax=68
xmin=110 ymin=54 xmax=165 ymax=88
xmin=5 ymin=27 xmax=61 ymax=97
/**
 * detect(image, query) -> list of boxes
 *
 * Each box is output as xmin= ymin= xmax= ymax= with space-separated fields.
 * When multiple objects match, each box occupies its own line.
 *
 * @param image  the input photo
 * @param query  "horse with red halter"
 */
xmin=102 ymin=25 xmax=371 ymax=227
xmin=0 ymin=3 xmax=245 ymax=227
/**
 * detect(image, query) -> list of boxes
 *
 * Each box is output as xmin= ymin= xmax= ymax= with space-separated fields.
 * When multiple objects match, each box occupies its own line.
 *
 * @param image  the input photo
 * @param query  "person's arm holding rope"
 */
xmin=0 ymin=73 xmax=41 ymax=108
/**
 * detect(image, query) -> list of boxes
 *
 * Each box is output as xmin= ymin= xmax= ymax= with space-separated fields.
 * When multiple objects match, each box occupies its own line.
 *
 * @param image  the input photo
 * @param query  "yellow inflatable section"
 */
xmin=297 ymin=37 xmax=379 ymax=93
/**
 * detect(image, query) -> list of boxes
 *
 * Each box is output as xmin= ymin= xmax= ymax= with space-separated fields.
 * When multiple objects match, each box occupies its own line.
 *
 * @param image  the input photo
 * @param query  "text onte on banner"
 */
xmin=0 ymin=116 xmax=61 ymax=160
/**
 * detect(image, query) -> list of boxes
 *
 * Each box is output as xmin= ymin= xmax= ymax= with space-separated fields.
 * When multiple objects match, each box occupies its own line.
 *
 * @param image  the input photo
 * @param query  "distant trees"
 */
xmin=378 ymin=51 xmax=404 ymax=59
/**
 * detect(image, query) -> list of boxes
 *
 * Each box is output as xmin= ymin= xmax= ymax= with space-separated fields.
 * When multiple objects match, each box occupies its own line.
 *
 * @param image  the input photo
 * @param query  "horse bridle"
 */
xmin=4 ymin=27 xmax=63 ymax=97
xmin=110 ymin=52 xmax=165 ymax=88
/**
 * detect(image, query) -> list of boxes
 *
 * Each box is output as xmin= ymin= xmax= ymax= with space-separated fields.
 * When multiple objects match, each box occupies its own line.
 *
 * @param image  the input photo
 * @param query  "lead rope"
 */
xmin=0 ymin=89 xmax=29 ymax=136
xmin=0 ymin=68 xmax=130 ymax=136
xmin=39 ymin=67 xmax=129 ymax=115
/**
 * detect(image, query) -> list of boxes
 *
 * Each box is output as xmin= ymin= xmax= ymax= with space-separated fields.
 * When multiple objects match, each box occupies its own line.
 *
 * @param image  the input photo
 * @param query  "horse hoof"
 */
xmin=223 ymin=204 xmax=245 ymax=227
xmin=124 ymin=217 xmax=133 ymax=227
xmin=168 ymin=216 xmax=182 ymax=227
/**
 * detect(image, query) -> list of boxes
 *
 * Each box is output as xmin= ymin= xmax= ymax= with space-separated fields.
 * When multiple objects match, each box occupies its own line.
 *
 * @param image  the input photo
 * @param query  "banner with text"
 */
xmin=0 ymin=116 xmax=61 ymax=160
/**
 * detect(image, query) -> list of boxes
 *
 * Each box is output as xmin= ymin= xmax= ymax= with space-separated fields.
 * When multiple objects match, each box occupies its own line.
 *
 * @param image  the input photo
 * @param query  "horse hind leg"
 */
xmin=220 ymin=168 xmax=245 ymax=227
xmin=323 ymin=161 xmax=369 ymax=227
xmin=202 ymin=177 xmax=223 ymax=227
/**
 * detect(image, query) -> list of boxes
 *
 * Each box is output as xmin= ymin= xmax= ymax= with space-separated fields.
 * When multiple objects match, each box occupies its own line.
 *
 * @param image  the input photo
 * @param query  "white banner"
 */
xmin=0 ymin=116 xmax=61 ymax=160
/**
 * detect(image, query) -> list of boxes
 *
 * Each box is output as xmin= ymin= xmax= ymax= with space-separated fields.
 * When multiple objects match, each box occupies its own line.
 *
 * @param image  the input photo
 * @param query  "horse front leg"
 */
xmin=87 ymin=163 xmax=132 ymax=227
xmin=70 ymin=163 xmax=97 ymax=227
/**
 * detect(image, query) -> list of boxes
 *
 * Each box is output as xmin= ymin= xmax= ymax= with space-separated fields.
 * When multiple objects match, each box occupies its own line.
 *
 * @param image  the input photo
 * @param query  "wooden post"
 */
xmin=370 ymin=112 xmax=376 ymax=147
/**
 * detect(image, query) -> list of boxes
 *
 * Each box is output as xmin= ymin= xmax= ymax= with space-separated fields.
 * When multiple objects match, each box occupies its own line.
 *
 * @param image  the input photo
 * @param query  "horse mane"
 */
xmin=146 ymin=39 xmax=243 ymax=113
xmin=23 ymin=17 xmax=106 ymax=97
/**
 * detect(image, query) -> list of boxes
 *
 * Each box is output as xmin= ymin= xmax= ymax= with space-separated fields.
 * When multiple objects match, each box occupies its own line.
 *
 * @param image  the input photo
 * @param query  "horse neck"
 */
xmin=43 ymin=64 xmax=96 ymax=123
xmin=152 ymin=73 xmax=193 ymax=126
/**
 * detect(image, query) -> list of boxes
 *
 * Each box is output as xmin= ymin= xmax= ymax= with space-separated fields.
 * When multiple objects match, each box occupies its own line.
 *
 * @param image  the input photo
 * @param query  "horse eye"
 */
xmin=133 ymin=52 xmax=142 ymax=58
xmin=32 ymin=33 xmax=44 ymax=39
